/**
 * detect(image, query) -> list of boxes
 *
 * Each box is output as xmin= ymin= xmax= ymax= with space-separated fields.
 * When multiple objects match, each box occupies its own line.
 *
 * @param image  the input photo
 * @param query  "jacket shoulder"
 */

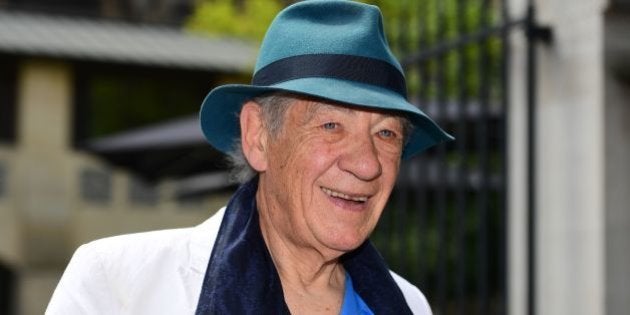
xmin=82 ymin=207 xmax=225 ymax=266
xmin=389 ymin=270 xmax=433 ymax=315
xmin=46 ymin=207 xmax=226 ymax=314
xmin=81 ymin=207 xmax=225 ymax=279
xmin=82 ymin=224 xmax=193 ymax=261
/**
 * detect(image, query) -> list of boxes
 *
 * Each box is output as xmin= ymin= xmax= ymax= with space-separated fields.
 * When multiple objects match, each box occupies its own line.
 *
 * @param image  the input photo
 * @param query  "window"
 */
xmin=129 ymin=176 xmax=158 ymax=206
xmin=73 ymin=63 xmax=219 ymax=145
xmin=0 ymin=58 xmax=17 ymax=144
xmin=0 ymin=262 xmax=16 ymax=315
xmin=80 ymin=167 xmax=112 ymax=204
xmin=3 ymin=0 xmax=100 ymax=16
xmin=2 ymin=0 xmax=195 ymax=25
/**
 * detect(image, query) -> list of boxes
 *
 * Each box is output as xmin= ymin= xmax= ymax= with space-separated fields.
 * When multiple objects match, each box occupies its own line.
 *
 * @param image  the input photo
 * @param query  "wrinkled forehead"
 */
xmin=292 ymin=97 xmax=410 ymax=126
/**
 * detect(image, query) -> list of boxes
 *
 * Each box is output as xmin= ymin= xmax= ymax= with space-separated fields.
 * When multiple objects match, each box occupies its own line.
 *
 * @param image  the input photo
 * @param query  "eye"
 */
xmin=322 ymin=122 xmax=338 ymax=130
xmin=377 ymin=129 xmax=397 ymax=139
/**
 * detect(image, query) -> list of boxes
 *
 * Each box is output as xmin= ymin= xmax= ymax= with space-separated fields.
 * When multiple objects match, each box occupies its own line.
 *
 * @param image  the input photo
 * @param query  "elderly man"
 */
xmin=47 ymin=1 xmax=451 ymax=314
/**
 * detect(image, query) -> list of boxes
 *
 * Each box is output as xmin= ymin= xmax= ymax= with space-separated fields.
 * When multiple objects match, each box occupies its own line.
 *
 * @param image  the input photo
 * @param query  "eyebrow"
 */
xmin=301 ymin=101 xmax=353 ymax=124
xmin=302 ymin=100 xmax=406 ymax=129
xmin=310 ymin=102 xmax=353 ymax=115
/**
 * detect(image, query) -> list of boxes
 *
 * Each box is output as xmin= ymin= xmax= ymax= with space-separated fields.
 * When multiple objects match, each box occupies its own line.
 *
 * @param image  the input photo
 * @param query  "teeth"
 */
xmin=321 ymin=187 xmax=368 ymax=202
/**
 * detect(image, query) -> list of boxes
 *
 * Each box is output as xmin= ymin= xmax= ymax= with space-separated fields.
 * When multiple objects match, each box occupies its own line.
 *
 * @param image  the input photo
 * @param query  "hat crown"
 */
xmin=255 ymin=0 xmax=403 ymax=74
xmin=198 ymin=0 xmax=453 ymax=159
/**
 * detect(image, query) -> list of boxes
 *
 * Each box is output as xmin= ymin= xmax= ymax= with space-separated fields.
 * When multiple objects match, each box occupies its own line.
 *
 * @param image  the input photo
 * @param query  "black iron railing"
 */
xmin=371 ymin=0 xmax=550 ymax=314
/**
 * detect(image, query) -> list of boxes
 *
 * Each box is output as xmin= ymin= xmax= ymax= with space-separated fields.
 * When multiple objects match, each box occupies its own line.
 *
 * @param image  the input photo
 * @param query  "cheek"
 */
xmin=298 ymin=140 xmax=339 ymax=175
xmin=382 ymin=154 xmax=401 ymax=180
xmin=272 ymin=140 xmax=334 ymax=204
xmin=372 ymin=157 xmax=400 ymax=205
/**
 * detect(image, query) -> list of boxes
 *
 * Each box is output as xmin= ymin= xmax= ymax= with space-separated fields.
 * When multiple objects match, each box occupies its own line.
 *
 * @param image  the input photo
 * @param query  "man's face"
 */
xmin=256 ymin=98 xmax=404 ymax=256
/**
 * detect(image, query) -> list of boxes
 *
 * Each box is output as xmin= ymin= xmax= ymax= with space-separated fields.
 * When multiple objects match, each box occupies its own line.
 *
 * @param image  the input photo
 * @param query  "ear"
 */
xmin=240 ymin=101 xmax=269 ymax=172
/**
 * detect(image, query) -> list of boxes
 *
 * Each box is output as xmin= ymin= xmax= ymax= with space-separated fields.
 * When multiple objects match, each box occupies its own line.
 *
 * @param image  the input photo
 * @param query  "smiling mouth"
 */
xmin=321 ymin=187 xmax=369 ymax=203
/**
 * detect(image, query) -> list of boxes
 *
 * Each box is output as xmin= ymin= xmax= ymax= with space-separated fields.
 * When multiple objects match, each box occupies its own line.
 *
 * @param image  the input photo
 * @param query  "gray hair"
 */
xmin=226 ymin=93 xmax=414 ymax=184
xmin=227 ymin=92 xmax=297 ymax=183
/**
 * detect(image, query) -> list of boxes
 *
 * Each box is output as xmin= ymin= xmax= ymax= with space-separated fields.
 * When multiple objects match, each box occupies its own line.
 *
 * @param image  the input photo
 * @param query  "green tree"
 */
xmin=186 ymin=0 xmax=283 ymax=41
xmin=186 ymin=0 xmax=501 ymax=99
xmin=363 ymin=0 xmax=502 ymax=98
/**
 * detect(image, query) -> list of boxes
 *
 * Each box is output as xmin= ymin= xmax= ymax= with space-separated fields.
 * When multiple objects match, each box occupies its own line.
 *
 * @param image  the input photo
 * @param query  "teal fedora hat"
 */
xmin=199 ymin=0 xmax=453 ymax=159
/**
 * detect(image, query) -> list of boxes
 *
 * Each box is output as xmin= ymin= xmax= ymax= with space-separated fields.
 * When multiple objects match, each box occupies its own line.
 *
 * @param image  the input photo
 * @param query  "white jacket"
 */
xmin=47 ymin=207 xmax=432 ymax=314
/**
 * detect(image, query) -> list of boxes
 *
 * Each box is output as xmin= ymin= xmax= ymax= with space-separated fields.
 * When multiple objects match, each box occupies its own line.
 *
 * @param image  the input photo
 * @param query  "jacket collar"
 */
xmin=195 ymin=178 xmax=412 ymax=314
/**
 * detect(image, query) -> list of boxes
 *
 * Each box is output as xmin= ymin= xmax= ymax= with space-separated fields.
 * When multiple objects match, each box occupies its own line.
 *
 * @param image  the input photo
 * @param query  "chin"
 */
xmin=324 ymin=233 xmax=370 ymax=253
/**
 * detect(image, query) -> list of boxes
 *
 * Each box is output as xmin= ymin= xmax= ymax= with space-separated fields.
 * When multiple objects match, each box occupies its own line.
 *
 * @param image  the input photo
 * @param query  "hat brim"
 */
xmin=199 ymin=77 xmax=453 ymax=159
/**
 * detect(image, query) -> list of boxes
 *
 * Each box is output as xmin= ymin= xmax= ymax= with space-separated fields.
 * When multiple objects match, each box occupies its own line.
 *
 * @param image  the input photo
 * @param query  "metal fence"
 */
xmin=371 ymin=0 xmax=547 ymax=314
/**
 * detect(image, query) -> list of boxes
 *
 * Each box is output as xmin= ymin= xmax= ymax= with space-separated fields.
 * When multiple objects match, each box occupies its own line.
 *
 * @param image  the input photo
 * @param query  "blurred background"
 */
xmin=0 ymin=0 xmax=628 ymax=314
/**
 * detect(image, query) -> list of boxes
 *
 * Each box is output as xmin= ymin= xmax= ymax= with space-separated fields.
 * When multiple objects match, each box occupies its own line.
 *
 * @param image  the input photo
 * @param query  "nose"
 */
xmin=338 ymin=134 xmax=382 ymax=181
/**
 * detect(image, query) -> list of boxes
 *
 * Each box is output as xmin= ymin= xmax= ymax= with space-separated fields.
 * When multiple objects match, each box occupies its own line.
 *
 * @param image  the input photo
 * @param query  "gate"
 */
xmin=371 ymin=0 xmax=550 ymax=314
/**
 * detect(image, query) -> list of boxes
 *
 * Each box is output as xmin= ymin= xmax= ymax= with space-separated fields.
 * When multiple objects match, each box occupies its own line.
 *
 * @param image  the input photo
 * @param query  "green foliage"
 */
xmin=362 ymin=0 xmax=503 ymax=99
xmin=186 ymin=0 xmax=283 ymax=41
xmin=186 ymin=0 xmax=502 ymax=100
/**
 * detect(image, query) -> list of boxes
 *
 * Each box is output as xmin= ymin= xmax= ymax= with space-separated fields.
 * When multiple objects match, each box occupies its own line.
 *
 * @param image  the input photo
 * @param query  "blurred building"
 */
xmin=0 ymin=0 xmax=196 ymax=25
xmin=0 ymin=1 xmax=256 ymax=314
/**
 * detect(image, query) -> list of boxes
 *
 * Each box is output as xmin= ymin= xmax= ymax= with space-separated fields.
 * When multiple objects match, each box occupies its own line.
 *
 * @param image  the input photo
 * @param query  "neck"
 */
xmin=256 ymin=188 xmax=346 ymax=314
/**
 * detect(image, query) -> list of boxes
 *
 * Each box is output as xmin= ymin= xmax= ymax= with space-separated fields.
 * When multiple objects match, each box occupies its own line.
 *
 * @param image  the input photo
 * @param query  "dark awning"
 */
xmin=85 ymin=115 xmax=230 ymax=185
xmin=89 ymin=116 xmax=205 ymax=152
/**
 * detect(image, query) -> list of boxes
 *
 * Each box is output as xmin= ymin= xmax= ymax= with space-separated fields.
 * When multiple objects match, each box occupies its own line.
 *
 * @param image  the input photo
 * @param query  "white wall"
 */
xmin=509 ymin=0 xmax=609 ymax=314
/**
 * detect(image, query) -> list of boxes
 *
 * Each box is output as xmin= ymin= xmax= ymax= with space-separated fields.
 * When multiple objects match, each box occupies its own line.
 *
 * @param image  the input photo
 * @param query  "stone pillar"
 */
xmin=604 ymin=6 xmax=630 ymax=315
xmin=15 ymin=59 xmax=74 ymax=267
xmin=13 ymin=59 xmax=75 ymax=315
xmin=535 ymin=0 xmax=606 ymax=314
xmin=506 ymin=1 xmax=529 ymax=315
xmin=509 ymin=0 xmax=608 ymax=314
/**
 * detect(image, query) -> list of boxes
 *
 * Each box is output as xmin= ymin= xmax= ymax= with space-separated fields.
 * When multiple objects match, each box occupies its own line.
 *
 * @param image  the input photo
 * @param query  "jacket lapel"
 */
xmin=195 ymin=179 xmax=411 ymax=314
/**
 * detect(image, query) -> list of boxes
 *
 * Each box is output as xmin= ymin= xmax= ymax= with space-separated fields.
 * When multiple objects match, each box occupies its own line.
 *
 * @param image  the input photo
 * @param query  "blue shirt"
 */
xmin=340 ymin=273 xmax=374 ymax=315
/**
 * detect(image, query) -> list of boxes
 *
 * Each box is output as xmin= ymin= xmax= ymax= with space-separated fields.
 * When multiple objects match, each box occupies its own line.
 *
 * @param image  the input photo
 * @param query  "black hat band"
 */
xmin=252 ymin=54 xmax=407 ymax=98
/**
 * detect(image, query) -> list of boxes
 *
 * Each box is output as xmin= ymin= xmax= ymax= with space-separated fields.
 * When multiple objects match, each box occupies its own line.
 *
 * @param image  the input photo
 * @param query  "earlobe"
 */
xmin=240 ymin=101 xmax=268 ymax=172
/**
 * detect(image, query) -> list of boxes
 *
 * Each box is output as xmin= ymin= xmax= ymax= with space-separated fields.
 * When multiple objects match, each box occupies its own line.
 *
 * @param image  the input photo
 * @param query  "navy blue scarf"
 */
xmin=195 ymin=179 xmax=412 ymax=314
